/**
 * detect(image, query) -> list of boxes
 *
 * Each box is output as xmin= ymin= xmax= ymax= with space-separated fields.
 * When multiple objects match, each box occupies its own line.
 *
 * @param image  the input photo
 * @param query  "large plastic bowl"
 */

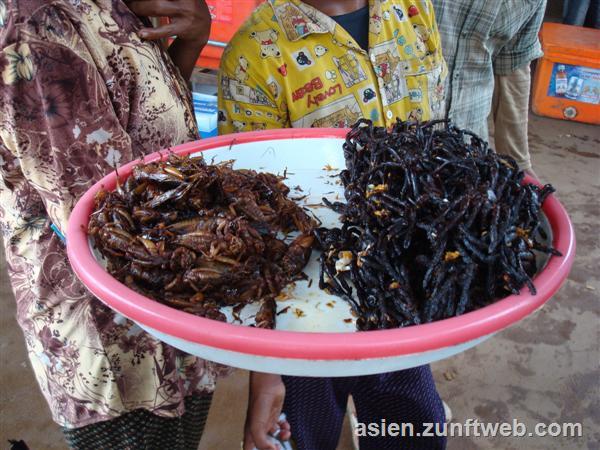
xmin=67 ymin=129 xmax=576 ymax=376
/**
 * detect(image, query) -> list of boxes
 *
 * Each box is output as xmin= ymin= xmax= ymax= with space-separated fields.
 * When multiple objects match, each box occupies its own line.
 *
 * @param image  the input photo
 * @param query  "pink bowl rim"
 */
xmin=67 ymin=128 xmax=576 ymax=360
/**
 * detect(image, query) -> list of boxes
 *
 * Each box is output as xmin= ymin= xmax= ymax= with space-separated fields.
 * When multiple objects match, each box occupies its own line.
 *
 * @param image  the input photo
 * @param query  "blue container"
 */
xmin=192 ymin=92 xmax=218 ymax=138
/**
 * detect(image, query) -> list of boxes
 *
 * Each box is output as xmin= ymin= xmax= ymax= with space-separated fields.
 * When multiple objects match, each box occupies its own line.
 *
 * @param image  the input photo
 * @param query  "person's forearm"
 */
xmin=250 ymin=372 xmax=283 ymax=393
xmin=168 ymin=38 xmax=204 ymax=82
xmin=244 ymin=371 xmax=290 ymax=450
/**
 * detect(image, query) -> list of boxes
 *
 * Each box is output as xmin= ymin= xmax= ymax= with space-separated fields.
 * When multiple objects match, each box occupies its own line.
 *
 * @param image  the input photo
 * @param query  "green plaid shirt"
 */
xmin=432 ymin=0 xmax=546 ymax=138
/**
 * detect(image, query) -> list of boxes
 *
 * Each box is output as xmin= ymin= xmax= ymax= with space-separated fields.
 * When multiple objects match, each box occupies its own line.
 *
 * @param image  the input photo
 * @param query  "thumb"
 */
xmin=249 ymin=421 xmax=278 ymax=450
xmin=245 ymin=396 xmax=279 ymax=450
xmin=242 ymin=429 xmax=257 ymax=450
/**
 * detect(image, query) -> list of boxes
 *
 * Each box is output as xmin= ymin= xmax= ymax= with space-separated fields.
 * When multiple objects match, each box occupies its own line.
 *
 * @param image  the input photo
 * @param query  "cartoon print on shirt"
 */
xmin=427 ymin=64 xmax=446 ymax=114
xmin=407 ymin=107 xmax=423 ymax=121
xmin=297 ymin=51 xmax=311 ymax=65
xmin=314 ymin=45 xmax=328 ymax=57
xmin=312 ymin=106 xmax=359 ymax=128
xmin=333 ymin=51 xmax=367 ymax=88
xmin=292 ymin=76 xmax=343 ymax=109
xmin=370 ymin=108 xmax=380 ymax=122
xmin=412 ymin=24 xmax=430 ymax=57
xmin=251 ymin=122 xmax=267 ymax=130
xmin=221 ymin=75 xmax=276 ymax=107
xmin=234 ymin=56 xmax=250 ymax=83
xmin=393 ymin=29 xmax=407 ymax=46
xmin=325 ymin=69 xmax=338 ymax=81
xmin=372 ymin=39 xmax=409 ymax=105
xmin=370 ymin=13 xmax=383 ymax=34
xmin=408 ymin=4 xmax=419 ymax=17
xmin=393 ymin=5 xmax=407 ymax=21
xmin=296 ymin=1 xmax=337 ymax=34
xmin=292 ymin=94 xmax=361 ymax=128
xmin=219 ymin=0 xmax=448 ymax=135
xmin=374 ymin=62 xmax=389 ymax=80
xmin=360 ymin=85 xmax=377 ymax=104
xmin=292 ymin=47 xmax=314 ymax=69
xmin=273 ymin=3 xmax=310 ymax=40
xmin=267 ymin=75 xmax=281 ymax=99
xmin=409 ymin=87 xmax=423 ymax=103
xmin=250 ymin=29 xmax=281 ymax=58
xmin=430 ymin=79 xmax=444 ymax=114
xmin=291 ymin=12 xmax=309 ymax=36
xmin=232 ymin=120 xmax=247 ymax=132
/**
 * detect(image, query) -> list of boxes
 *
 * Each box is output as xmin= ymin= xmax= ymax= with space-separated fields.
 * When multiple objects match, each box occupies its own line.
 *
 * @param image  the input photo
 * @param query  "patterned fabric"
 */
xmin=432 ymin=0 xmax=546 ymax=139
xmin=0 ymin=0 xmax=223 ymax=429
xmin=218 ymin=0 xmax=447 ymax=133
xmin=282 ymin=367 xmax=446 ymax=450
xmin=62 ymin=393 xmax=213 ymax=450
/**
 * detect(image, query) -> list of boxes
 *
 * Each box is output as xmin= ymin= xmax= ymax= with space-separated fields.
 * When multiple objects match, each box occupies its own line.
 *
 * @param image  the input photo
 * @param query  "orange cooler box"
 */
xmin=198 ymin=0 xmax=264 ymax=69
xmin=532 ymin=23 xmax=600 ymax=125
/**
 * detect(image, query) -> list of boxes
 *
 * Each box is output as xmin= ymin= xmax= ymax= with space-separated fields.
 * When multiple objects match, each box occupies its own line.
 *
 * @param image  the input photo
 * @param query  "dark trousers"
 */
xmin=283 ymin=366 xmax=446 ymax=450
xmin=563 ymin=0 xmax=600 ymax=28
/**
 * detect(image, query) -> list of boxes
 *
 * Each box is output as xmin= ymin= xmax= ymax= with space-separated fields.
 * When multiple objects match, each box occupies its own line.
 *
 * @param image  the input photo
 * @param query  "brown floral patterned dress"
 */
xmin=0 ymin=0 xmax=222 ymax=429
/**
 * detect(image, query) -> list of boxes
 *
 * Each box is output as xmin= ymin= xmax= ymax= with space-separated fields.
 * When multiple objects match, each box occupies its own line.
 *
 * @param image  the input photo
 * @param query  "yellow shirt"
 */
xmin=218 ymin=0 xmax=447 ymax=133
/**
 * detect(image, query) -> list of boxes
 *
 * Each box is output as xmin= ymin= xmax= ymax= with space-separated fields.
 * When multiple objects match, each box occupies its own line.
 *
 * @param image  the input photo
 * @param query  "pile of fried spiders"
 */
xmin=316 ymin=120 xmax=561 ymax=330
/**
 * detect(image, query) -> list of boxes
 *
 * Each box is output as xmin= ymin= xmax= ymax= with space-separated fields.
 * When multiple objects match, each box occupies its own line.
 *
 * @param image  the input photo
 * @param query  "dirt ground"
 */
xmin=1 ymin=112 xmax=599 ymax=449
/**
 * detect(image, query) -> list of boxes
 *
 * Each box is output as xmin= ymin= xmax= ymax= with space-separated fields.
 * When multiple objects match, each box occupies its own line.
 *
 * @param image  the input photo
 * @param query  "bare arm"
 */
xmin=244 ymin=372 xmax=291 ymax=450
xmin=167 ymin=37 xmax=207 ymax=82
